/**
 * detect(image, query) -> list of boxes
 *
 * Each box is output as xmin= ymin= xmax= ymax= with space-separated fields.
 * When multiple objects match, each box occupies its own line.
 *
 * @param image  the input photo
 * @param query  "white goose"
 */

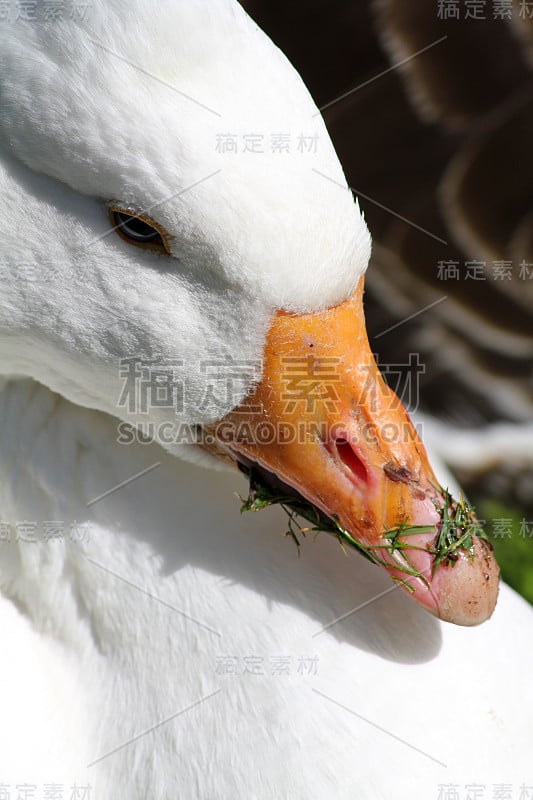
xmin=0 ymin=2 xmax=532 ymax=798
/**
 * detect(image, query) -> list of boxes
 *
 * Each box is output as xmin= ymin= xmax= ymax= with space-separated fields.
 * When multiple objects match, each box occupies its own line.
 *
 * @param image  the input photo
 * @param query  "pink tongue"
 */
xmin=383 ymin=496 xmax=499 ymax=626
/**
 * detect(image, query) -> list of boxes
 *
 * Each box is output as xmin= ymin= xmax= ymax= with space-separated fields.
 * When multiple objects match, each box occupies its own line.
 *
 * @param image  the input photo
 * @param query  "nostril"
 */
xmin=334 ymin=437 xmax=368 ymax=484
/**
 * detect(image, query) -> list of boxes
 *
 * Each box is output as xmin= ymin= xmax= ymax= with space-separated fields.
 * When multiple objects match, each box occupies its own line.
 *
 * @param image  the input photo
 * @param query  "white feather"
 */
xmin=0 ymin=2 xmax=531 ymax=798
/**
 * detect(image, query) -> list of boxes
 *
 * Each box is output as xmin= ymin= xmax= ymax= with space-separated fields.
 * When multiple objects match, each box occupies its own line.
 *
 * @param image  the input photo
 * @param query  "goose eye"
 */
xmin=109 ymin=207 xmax=171 ymax=254
xmin=114 ymin=212 xmax=159 ymax=242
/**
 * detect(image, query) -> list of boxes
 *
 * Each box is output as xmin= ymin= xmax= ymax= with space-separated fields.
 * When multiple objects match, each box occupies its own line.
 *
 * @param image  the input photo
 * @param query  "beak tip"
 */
xmin=428 ymin=537 xmax=500 ymax=626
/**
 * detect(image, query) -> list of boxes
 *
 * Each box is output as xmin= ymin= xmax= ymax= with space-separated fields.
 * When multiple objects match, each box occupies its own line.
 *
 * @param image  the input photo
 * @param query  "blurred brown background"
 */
xmin=242 ymin=0 xmax=533 ymax=598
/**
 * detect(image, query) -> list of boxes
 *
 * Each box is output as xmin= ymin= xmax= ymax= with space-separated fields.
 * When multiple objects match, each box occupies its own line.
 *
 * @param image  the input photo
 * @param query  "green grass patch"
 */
xmin=478 ymin=499 xmax=533 ymax=605
xmin=239 ymin=464 xmax=489 ymax=592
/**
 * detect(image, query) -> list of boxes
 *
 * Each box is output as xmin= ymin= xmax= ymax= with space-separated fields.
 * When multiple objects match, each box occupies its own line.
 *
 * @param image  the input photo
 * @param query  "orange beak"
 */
xmin=211 ymin=277 xmax=499 ymax=625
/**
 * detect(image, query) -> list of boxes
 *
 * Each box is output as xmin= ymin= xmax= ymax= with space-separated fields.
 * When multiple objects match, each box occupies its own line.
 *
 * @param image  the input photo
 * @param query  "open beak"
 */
xmin=208 ymin=277 xmax=499 ymax=626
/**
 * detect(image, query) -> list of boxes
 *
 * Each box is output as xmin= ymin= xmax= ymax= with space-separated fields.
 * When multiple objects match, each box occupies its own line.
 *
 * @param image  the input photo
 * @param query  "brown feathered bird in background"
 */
xmin=242 ymin=0 xmax=533 ymax=510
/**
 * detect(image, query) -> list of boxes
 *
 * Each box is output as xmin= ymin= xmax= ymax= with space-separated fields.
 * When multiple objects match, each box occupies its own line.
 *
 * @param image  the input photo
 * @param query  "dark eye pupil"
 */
xmin=114 ymin=211 xmax=160 ymax=242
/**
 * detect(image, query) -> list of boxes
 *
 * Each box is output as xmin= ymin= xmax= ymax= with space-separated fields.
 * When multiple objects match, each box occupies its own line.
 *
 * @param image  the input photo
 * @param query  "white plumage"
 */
xmin=0 ymin=2 xmax=532 ymax=798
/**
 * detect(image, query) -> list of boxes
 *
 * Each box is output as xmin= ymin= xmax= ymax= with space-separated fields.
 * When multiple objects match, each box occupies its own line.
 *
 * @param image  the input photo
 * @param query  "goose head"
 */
xmin=0 ymin=0 xmax=499 ymax=624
